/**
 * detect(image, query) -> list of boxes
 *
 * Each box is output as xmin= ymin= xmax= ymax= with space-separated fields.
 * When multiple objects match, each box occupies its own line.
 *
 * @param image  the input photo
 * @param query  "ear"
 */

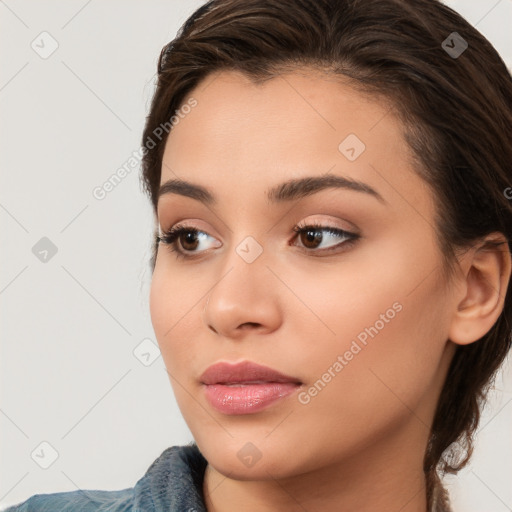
xmin=448 ymin=232 xmax=511 ymax=346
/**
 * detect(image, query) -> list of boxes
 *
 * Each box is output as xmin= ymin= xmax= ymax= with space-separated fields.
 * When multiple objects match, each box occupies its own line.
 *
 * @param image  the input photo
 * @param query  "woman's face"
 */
xmin=150 ymin=69 xmax=458 ymax=481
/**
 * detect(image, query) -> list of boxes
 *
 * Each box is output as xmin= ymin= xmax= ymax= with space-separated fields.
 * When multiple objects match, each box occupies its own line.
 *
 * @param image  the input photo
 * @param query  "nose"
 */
xmin=202 ymin=250 xmax=282 ymax=339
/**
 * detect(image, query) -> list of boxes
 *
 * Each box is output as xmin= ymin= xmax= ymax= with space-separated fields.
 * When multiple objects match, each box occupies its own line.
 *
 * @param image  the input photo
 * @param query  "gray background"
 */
xmin=1 ymin=1 xmax=511 ymax=510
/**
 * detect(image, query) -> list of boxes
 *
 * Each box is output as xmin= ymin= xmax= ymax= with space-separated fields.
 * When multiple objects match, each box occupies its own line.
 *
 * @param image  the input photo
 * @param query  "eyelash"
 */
xmin=156 ymin=221 xmax=360 ymax=260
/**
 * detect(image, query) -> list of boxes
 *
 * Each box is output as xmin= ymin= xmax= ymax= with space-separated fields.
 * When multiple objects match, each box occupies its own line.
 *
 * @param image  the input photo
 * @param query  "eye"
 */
xmin=156 ymin=221 xmax=360 ymax=259
xmin=157 ymin=223 xmax=219 ymax=259
xmin=291 ymin=221 xmax=359 ymax=254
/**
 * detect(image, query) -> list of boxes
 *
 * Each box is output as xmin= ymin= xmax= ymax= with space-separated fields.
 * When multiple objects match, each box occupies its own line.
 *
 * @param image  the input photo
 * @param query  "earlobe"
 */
xmin=448 ymin=232 xmax=511 ymax=346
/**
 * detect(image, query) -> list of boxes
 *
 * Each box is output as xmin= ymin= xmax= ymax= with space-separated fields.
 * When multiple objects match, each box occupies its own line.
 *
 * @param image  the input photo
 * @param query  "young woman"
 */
xmin=6 ymin=0 xmax=511 ymax=510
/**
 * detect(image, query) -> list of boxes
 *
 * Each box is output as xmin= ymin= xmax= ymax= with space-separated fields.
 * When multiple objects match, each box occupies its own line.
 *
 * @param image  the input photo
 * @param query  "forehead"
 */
xmin=160 ymin=68 xmax=420 ymax=208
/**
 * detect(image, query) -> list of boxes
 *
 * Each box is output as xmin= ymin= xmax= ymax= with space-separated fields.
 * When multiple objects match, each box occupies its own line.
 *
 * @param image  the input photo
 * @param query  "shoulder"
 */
xmin=3 ymin=443 xmax=208 ymax=512
xmin=3 ymin=487 xmax=135 ymax=511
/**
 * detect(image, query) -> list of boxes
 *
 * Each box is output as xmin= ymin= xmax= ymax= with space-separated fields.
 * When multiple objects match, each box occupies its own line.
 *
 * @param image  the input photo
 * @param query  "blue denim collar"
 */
xmin=4 ymin=444 xmax=209 ymax=512
xmin=133 ymin=442 xmax=208 ymax=511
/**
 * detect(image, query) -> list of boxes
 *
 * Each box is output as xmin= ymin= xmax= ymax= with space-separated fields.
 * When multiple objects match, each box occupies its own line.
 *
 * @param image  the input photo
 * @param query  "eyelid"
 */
xmin=293 ymin=217 xmax=360 ymax=236
xmin=158 ymin=219 xmax=210 ymax=237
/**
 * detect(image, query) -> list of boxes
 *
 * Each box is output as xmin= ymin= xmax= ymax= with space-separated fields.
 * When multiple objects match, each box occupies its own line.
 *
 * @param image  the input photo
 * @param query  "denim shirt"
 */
xmin=4 ymin=443 xmax=208 ymax=511
xmin=4 ymin=442 xmax=455 ymax=512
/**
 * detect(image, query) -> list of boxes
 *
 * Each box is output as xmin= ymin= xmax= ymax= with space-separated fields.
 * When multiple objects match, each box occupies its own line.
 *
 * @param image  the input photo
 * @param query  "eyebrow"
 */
xmin=158 ymin=173 xmax=386 ymax=206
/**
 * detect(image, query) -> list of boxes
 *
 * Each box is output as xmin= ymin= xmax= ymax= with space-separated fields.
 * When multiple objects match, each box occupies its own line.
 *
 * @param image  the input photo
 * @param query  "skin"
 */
xmin=149 ymin=68 xmax=511 ymax=512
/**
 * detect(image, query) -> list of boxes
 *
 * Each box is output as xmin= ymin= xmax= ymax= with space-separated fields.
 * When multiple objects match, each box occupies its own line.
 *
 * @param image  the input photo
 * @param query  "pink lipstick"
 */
xmin=200 ymin=360 xmax=302 ymax=415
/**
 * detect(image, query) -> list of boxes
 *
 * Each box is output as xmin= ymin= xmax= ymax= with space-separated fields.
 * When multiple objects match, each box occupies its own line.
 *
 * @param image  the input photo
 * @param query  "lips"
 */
xmin=200 ymin=360 xmax=302 ymax=385
xmin=200 ymin=361 xmax=302 ymax=414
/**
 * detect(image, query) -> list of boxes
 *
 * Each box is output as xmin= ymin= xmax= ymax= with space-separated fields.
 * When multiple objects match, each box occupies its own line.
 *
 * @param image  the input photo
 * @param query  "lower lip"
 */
xmin=203 ymin=382 xmax=301 ymax=414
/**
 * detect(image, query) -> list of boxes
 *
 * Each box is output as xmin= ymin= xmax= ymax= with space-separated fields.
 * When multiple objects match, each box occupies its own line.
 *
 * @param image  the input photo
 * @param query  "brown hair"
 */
xmin=139 ymin=0 xmax=512 ymax=509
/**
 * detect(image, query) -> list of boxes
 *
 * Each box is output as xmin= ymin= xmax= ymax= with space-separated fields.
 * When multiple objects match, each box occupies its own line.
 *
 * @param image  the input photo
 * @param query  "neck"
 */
xmin=202 ymin=416 xmax=429 ymax=512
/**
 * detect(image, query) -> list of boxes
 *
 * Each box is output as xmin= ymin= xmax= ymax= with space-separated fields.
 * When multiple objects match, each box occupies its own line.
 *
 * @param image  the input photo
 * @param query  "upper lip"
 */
xmin=200 ymin=360 xmax=302 ymax=385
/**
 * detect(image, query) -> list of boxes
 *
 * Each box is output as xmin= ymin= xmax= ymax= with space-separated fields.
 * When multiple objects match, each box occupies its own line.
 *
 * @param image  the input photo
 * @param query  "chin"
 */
xmin=196 ymin=434 xmax=304 ymax=480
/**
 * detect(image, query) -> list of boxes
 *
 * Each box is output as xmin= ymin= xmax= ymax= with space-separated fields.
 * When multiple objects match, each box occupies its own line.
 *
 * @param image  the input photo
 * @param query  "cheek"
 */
xmin=290 ymin=236 xmax=450 ymax=425
xmin=149 ymin=262 xmax=203 ymax=372
xmin=149 ymin=262 xmax=172 ymax=342
xmin=282 ymin=294 xmax=448 ymax=471
xmin=149 ymin=269 xmax=208 ymax=426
